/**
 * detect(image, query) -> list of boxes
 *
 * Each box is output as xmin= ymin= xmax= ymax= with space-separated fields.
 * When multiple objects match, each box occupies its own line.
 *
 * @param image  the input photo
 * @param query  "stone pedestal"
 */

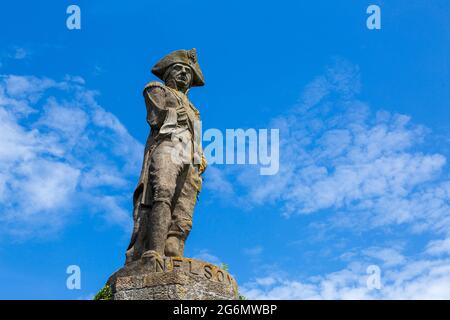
xmin=107 ymin=256 xmax=239 ymax=300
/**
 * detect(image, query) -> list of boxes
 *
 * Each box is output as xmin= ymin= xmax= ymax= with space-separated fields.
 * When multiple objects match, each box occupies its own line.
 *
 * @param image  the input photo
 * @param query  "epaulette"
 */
xmin=143 ymin=81 xmax=165 ymax=95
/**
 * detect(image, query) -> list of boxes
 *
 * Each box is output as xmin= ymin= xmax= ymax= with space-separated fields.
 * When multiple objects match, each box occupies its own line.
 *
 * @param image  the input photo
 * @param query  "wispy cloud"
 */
xmin=426 ymin=237 xmax=450 ymax=256
xmin=12 ymin=48 xmax=28 ymax=60
xmin=362 ymin=247 xmax=406 ymax=267
xmin=0 ymin=47 xmax=30 ymax=68
xmin=243 ymin=246 xmax=263 ymax=257
xmin=213 ymin=58 xmax=450 ymax=299
xmin=214 ymin=59 xmax=450 ymax=235
xmin=241 ymin=246 xmax=450 ymax=300
xmin=193 ymin=249 xmax=223 ymax=266
xmin=0 ymin=74 xmax=143 ymax=239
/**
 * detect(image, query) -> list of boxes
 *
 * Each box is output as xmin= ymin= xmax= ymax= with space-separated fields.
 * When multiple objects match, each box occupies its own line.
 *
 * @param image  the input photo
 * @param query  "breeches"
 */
xmin=149 ymin=139 xmax=202 ymax=239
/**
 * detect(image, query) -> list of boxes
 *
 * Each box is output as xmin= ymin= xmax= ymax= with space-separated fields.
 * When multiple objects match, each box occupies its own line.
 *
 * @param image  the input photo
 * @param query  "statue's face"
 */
xmin=167 ymin=63 xmax=193 ymax=90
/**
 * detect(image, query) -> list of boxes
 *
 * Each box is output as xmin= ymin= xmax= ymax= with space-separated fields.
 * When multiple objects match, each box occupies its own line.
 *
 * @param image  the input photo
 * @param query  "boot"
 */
xmin=164 ymin=235 xmax=182 ymax=257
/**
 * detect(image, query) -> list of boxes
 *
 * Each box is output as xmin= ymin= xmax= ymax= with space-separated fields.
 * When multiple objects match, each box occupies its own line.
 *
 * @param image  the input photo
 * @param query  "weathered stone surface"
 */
xmin=103 ymin=50 xmax=239 ymax=300
xmin=107 ymin=256 xmax=238 ymax=300
xmin=125 ymin=48 xmax=207 ymax=264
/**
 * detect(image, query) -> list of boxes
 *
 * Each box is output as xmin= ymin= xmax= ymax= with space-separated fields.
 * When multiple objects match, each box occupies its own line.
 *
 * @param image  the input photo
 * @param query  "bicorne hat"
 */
xmin=151 ymin=48 xmax=205 ymax=87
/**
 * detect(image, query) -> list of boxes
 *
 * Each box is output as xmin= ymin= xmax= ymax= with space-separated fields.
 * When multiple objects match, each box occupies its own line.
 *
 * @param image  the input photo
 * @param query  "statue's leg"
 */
xmin=125 ymin=184 xmax=151 ymax=264
xmin=165 ymin=164 xmax=202 ymax=257
xmin=146 ymin=140 xmax=183 ymax=257
xmin=125 ymin=200 xmax=142 ymax=264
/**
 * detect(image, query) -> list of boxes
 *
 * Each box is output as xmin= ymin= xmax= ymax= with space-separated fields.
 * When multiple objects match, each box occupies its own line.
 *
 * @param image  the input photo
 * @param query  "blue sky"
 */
xmin=0 ymin=0 xmax=449 ymax=299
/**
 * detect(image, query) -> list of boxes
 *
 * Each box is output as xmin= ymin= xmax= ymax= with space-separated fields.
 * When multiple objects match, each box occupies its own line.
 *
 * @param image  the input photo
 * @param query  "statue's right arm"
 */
xmin=143 ymin=83 xmax=168 ymax=129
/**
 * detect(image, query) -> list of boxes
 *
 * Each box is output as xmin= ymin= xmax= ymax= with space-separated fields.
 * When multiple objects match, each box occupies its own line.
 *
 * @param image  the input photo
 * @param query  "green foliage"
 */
xmin=93 ymin=285 xmax=113 ymax=300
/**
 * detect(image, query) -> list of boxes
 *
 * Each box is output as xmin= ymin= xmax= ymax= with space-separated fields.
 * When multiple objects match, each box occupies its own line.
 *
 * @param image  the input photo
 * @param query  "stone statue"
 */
xmin=125 ymin=48 xmax=207 ymax=264
xmin=105 ymin=49 xmax=238 ymax=300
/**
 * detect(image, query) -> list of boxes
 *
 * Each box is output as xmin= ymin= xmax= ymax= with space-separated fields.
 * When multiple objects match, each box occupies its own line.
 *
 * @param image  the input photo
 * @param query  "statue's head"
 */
xmin=163 ymin=63 xmax=193 ymax=92
xmin=151 ymin=48 xmax=205 ymax=92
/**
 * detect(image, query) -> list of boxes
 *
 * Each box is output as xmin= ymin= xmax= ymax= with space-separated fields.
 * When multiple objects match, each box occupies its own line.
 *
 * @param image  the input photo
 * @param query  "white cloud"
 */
xmin=93 ymin=195 xmax=132 ymax=228
xmin=0 ymin=74 xmax=143 ymax=239
xmin=204 ymin=166 xmax=236 ymax=198
xmin=214 ymin=60 xmax=450 ymax=237
xmin=4 ymin=75 xmax=61 ymax=101
xmin=13 ymin=48 xmax=27 ymax=60
xmin=426 ymin=237 xmax=450 ymax=256
xmin=0 ymin=47 xmax=30 ymax=68
xmin=241 ymin=254 xmax=450 ymax=300
xmin=193 ymin=249 xmax=223 ymax=266
xmin=243 ymin=246 xmax=263 ymax=256
xmin=250 ymin=106 xmax=446 ymax=227
xmin=363 ymin=247 xmax=406 ymax=267
xmin=37 ymin=97 xmax=89 ymax=138
xmin=254 ymin=276 xmax=277 ymax=287
xmin=217 ymin=59 xmax=450 ymax=299
xmin=242 ymin=275 xmax=322 ymax=300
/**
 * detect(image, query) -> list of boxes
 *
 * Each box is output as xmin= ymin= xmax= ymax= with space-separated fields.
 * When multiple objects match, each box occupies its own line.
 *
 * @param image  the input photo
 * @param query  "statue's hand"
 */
xmin=199 ymin=155 xmax=208 ymax=174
